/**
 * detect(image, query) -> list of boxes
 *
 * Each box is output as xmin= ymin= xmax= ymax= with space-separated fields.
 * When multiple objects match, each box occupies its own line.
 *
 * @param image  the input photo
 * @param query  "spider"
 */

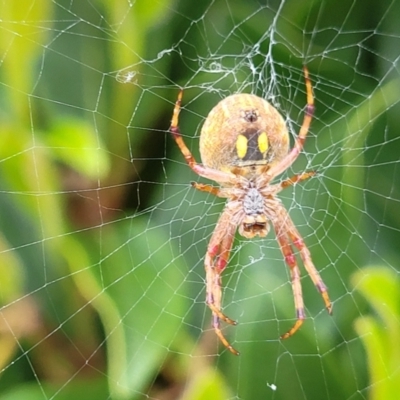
xmin=169 ymin=66 xmax=332 ymax=355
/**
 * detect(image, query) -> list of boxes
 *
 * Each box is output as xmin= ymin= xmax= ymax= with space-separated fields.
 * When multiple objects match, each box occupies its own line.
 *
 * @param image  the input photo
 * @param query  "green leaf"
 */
xmin=0 ymin=379 xmax=109 ymax=400
xmin=181 ymin=367 xmax=232 ymax=400
xmin=352 ymin=266 xmax=400 ymax=400
xmin=63 ymin=218 xmax=190 ymax=399
xmin=45 ymin=118 xmax=110 ymax=179
xmin=0 ymin=0 xmax=52 ymax=122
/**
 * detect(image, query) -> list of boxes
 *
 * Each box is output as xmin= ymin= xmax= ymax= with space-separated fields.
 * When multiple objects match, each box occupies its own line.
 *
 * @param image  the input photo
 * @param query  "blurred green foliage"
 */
xmin=0 ymin=0 xmax=399 ymax=399
xmin=353 ymin=267 xmax=400 ymax=400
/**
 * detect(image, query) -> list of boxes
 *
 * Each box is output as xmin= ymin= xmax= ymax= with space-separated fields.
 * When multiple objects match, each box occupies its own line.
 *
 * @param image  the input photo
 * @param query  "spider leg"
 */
xmin=267 ymin=66 xmax=315 ymax=178
xmin=169 ymin=90 xmax=237 ymax=184
xmin=191 ymin=182 xmax=223 ymax=197
xmin=205 ymin=208 xmax=239 ymax=355
xmin=274 ymin=205 xmax=331 ymax=338
xmin=273 ymin=224 xmax=306 ymax=339
xmin=287 ymin=226 xmax=332 ymax=314
xmin=279 ymin=171 xmax=316 ymax=190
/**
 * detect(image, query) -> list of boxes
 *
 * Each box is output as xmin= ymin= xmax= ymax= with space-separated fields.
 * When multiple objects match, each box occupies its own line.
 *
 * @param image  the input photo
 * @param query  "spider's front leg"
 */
xmin=169 ymin=90 xmax=237 ymax=185
xmin=204 ymin=208 xmax=239 ymax=355
xmin=267 ymin=66 xmax=315 ymax=179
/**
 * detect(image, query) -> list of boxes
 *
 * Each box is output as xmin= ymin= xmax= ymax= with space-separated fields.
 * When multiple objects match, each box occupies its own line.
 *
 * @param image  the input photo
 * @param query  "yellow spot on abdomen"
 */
xmin=258 ymin=132 xmax=269 ymax=156
xmin=236 ymin=134 xmax=248 ymax=159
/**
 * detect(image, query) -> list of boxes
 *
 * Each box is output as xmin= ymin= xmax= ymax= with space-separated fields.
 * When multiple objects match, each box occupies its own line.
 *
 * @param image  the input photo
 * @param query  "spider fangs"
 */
xmin=169 ymin=67 xmax=332 ymax=355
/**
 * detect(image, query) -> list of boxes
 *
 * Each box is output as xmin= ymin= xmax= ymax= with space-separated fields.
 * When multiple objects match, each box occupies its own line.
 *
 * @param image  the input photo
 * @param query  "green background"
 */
xmin=0 ymin=0 xmax=399 ymax=399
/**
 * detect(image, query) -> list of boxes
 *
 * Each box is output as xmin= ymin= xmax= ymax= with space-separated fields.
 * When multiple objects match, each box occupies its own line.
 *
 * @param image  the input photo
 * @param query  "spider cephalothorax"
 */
xmin=169 ymin=67 xmax=332 ymax=355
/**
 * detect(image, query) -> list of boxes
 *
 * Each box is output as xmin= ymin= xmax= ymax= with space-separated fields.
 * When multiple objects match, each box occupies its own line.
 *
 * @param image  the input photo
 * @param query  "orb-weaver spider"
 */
xmin=169 ymin=67 xmax=332 ymax=355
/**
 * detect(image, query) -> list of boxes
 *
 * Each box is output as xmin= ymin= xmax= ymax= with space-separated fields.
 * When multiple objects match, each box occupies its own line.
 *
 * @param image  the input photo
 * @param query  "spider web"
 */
xmin=0 ymin=0 xmax=399 ymax=399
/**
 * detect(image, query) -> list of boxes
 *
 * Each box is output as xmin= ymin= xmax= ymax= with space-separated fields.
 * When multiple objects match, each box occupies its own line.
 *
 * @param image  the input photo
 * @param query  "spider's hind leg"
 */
xmin=274 ymin=205 xmax=332 ymax=340
xmin=274 ymin=228 xmax=306 ymax=339
xmin=205 ymin=209 xmax=239 ymax=355
xmin=288 ymin=227 xmax=332 ymax=315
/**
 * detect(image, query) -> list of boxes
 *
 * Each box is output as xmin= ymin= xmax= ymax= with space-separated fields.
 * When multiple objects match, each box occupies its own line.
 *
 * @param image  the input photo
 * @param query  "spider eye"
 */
xmin=240 ymin=221 xmax=269 ymax=238
xmin=244 ymin=222 xmax=266 ymax=230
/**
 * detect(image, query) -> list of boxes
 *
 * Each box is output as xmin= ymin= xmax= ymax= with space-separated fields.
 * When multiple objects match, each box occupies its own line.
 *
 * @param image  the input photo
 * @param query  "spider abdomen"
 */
xmin=199 ymin=93 xmax=289 ymax=177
